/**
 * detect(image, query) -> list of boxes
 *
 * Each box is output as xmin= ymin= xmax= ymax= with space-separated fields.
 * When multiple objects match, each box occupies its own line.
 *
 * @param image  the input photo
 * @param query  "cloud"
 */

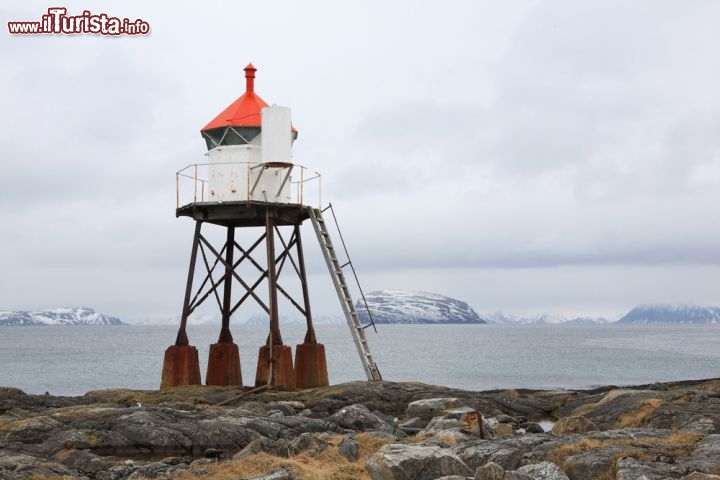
xmin=2 ymin=0 xmax=719 ymax=320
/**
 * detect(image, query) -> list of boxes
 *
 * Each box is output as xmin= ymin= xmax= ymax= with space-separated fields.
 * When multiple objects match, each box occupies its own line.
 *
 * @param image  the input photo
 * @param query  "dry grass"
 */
xmin=549 ymin=438 xmax=606 ymax=465
xmin=24 ymin=475 xmax=76 ymax=480
xmin=550 ymin=431 xmax=702 ymax=480
xmin=171 ymin=433 xmax=392 ymax=480
xmin=435 ymin=432 xmax=460 ymax=445
xmin=617 ymin=398 xmax=663 ymax=428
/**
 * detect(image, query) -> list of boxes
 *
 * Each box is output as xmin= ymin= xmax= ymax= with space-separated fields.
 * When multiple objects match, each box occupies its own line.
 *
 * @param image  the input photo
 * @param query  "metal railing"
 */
xmin=175 ymin=161 xmax=322 ymax=209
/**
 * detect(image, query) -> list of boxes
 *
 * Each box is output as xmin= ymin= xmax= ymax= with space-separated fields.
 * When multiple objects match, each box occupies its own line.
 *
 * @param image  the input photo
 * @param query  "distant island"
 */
xmin=486 ymin=304 xmax=720 ymax=325
xmin=616 ymin=304 xmax=720 ymax=324
xmin=354 ymin=290 xmax=720 ymax=326
xmin=356 ymin=290 xmax=487 ymax=324
xmin=4 ymin=301 xmax=719 ymax=327
xmin=484 ymin=311 xmax=611 ymax=325
xmin=0 ymin=307 xmax=125 ymax=326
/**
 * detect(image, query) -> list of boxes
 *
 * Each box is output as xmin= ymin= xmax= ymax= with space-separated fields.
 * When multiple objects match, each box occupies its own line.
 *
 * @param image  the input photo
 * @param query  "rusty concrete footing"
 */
xmin=206 ymin=342 xmax=242 ymax=387
xmin=294 ymin=342 xmax=329 ymax=389
xmin=160 ymin=345 xmax=201 ymax=389
xmin=255 ymin=344 xmax=295 ymax=390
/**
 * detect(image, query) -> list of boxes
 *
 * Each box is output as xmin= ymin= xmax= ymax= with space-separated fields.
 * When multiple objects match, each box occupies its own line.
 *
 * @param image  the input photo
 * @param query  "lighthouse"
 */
xmin=161 ymin=64 xmax=381 ymax=390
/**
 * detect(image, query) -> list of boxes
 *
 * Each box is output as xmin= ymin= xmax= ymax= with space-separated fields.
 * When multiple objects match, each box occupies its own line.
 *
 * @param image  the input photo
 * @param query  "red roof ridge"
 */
xmin=200 ymin=63 xmax=297 ymax=135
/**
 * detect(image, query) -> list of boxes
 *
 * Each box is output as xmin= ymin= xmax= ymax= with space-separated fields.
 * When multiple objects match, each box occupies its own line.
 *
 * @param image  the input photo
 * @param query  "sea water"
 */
xmin=1 ymin=324 xmax=719 ymax=396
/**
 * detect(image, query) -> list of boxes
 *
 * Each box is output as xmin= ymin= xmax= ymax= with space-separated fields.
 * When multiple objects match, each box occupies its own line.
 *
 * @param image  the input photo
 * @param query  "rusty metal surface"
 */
xmin=176 ymin=201 xmax=311 ymax=228
xmin=255 ymin=345 xmax=295 ymax=391
xmin=218 ymin=227 xmax=235 ymax=344
xmin=294 ymin=342 xmax=329 ymax=389
xmin=265 ymin=214 xmax=283 ymax=346
xmin=160 ymin=345 xmax=201 ymax=389
xmin=175 ymin=221 xmax=203 ymax=347
xmin=168 ymin=202 xmax=332 ymax=391
xmin=206 ymin=342 xmax=242 ymax=387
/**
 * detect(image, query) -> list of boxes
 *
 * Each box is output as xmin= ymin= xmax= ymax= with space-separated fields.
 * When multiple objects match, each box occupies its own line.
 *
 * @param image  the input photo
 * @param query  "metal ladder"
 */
xmin=308 ymin=206 xmax=382 ymax=381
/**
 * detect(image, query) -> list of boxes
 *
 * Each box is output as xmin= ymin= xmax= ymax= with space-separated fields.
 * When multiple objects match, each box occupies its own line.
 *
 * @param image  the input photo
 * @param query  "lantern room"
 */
xmin=200 ymin=63 xmax=299 ymax=204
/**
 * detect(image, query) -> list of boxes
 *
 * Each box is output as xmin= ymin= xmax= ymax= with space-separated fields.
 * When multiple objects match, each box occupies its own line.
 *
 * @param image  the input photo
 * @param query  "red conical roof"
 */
xmin=201 ymin=63 xmax=269 ymax=131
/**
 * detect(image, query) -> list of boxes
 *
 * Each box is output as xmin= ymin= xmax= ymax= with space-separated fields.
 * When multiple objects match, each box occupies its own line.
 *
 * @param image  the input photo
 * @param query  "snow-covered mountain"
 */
xmin=0 ymin=307 xmax=125 ymax=326
xmin=355 ymin=290 xmax=486 ymax=324
xmin=617 ymin=304 xmax=720 ymax=324
xmin=483 ymin=312 xmax=609 ymax=325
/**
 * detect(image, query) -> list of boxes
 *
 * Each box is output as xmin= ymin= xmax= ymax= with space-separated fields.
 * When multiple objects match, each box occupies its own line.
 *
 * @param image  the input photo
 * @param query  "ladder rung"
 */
xmin=315 ymin=205 xmax=379 ymax=382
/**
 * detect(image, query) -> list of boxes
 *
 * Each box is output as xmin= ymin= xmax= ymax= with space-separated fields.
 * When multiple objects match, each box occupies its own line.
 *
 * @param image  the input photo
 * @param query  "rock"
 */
xmin=96 ymin=465 xmax=135 ymax=480
xmin=52 ymin=448 xmax=115 ymax=475
xmin=492 ymin=396 xmax=552 ymax=417
xmin=494 ymin=423 xmax=515 ymax=437
xmin=399 ymin=416 xmax=428 ymax=429
xmin=338 ymin=436 xmax=359 ymax=461
xmin=560 ymin=445 xmax=628 ymax=480
xmin=522 ymin=422 xmax=545 ymax=434
xmin=332 ymin=404 xmax=394 ymax=432
xmin=681 ymin=473 xmax=720 ymax=480
xmin=366 ymin=443 xmax=472 ymax=480
xmin=287 ymin=432 xmax=328 ymax=457
xmin=497 ymin=414 xmax=518 ymax=424
xmin=244 ymin=466 xmax=298 ymax=480
xmin=429 ymin=429 xmax=475 ymax=445
xmin=0 ymin=415 xmax=63 ymax=444
xmin=516 ymin=462 xmax=569 ymax=480
xmin=7 ymin=379 xmax=720 ymax=480
xmin=266 ymin=401 xmax=298 ymax=416
xmin=127 ymin=461 xmax=185 ymax=479
xmin=158 ymin=401 xmax=196 ymax=411
xmin=474 ymin=461 xmax=504 ymax=480
xmin=614 ymin=456 xmax=678 ymax=480
xmin=406 ymin=398 xmax=463 ymax=420
xmin=682 ymin=417 xmax=716 ymax=434
xmin=482 ymin=417 xmax=499 ymax=439
xmin=453 ymin=434 xmax=556 ymax=471
xmin=551 ymin=416 xmax=598 ymax=435
xmin=366 ymin=430 xmax=398 ymax=442
xmin=233 ymin=437 xmax=290 ymax=459
xmin=44 ymin=427 xmax=131 ymax=456
xmin=559 ymin=389 xmax=662 ymax=430
xmin=424 ymin=416 xmax=463 ymax=433
xmin=680 ymin=434 xmax=720 ymax=474
xmin=504 ymin=473 xmax=533 ymax=480
xmin=275 ymin=414 xmax=336 ymax=435
xmin=204 ymin=447 xmax=223 ymax=458
xmin=649 ymin=382 xmax=670 ymax=391
xmin=373 ymin=409 xmax=398 ymax=429
xmin=0 ymin=451 xmax=78 ymax=478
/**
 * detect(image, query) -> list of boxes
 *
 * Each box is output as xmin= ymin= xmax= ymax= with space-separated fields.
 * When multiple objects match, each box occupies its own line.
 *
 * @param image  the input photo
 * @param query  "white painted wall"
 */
xmin=205 ymin=106 xmax=294 ymax=203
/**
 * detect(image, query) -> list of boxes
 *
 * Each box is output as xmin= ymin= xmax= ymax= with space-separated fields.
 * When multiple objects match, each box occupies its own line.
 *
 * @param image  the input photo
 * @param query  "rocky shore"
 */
xmin=2 ymin=378 xmax=720 ymax=479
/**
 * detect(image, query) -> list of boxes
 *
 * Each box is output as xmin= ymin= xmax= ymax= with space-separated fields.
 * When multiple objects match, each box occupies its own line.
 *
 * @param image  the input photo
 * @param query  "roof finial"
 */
xmin=244 ymin=63 xmax=257 ymax=93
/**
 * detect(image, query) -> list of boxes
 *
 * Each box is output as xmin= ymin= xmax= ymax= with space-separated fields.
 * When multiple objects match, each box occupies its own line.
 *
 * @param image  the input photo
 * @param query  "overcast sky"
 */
xmin=1 ymin=1 xmax=719 ymax=323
